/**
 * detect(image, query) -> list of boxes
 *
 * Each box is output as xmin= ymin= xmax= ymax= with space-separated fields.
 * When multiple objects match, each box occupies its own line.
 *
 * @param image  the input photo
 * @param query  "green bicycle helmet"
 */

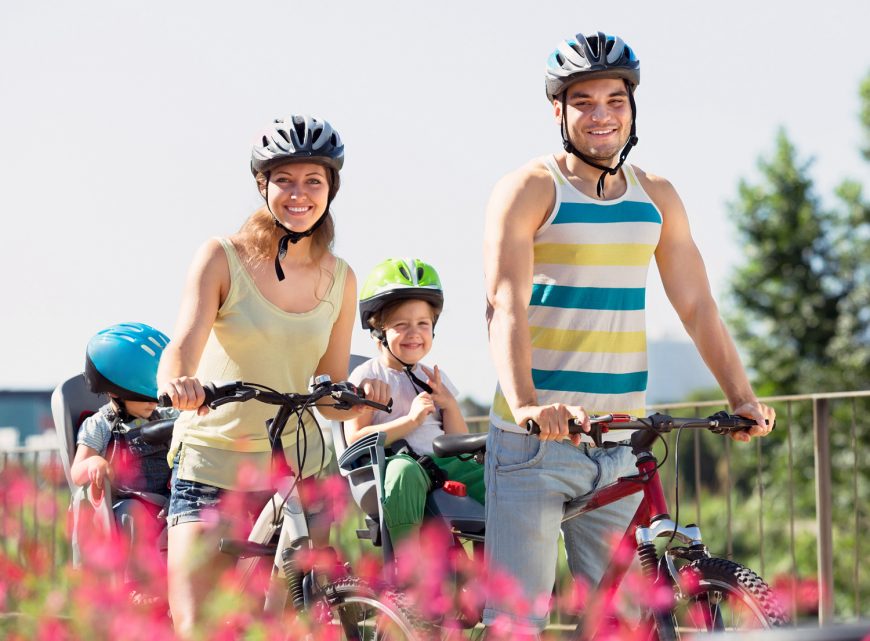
xmin=359 ymin=258 xmax=444 ymax=332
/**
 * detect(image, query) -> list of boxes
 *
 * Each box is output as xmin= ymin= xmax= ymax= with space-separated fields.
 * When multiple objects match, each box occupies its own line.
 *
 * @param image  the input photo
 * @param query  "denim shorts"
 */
xmin=167 ymin=457 xmax=273 ymax=529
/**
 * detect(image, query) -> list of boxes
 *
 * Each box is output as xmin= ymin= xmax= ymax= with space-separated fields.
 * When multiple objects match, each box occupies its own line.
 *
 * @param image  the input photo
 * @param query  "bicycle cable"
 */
xmin=664 ymin=426 xmax=685 ymax=552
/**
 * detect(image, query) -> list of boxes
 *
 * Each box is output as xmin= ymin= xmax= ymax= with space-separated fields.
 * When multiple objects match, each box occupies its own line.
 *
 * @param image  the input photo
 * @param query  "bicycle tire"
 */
xmin=672 ymin=557 xmax=788 ymax=633
xmin=315 ymin=576 xmax=431 ymax=641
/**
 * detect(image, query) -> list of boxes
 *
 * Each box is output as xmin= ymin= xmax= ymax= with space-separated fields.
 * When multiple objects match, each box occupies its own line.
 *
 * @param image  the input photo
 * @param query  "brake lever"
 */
xmin=329 ymin=388 xmax=392 ymax=413
xmin=208 ymin=388 xmax=256 ymax=409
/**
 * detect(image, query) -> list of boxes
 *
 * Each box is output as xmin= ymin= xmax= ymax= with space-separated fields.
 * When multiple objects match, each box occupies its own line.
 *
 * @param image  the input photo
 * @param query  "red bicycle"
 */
xmin=428 ymin=411 xmax=788 ymax=640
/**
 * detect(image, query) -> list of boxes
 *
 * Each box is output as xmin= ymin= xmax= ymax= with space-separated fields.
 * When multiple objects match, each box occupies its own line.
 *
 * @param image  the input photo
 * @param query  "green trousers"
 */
xmin=382 ymin=453 xmax=485 ymax=542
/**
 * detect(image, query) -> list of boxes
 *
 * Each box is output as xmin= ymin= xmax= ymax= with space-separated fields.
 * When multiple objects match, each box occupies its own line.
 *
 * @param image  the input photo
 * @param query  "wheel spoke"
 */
xmin=673 ymin=558 xmax=787 ymax=634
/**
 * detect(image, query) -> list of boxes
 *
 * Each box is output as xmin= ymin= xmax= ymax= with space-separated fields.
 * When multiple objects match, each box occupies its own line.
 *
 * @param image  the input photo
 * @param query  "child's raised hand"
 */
xmin=409 ymin=392 xmax=436 ymax=425
xmin=420 ymin=365 xmax=455 ymax=408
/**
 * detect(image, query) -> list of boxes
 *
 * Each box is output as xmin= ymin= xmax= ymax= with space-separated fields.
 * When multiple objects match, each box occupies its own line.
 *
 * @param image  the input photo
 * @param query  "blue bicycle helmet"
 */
xmin=84 ymin=322 xmax=170 ymax=402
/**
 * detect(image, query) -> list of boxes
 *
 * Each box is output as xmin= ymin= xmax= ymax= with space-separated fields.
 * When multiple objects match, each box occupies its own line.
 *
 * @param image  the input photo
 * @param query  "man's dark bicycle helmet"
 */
xmin=250 ymin=115 xmax=345 ymax=281
xmin=84 ymin=322 xmax=170 ymax=403
xmin=545 ymin=32 xmax=639 ymax=102
xmin=545 ymin=32 xmax=641 ymax=198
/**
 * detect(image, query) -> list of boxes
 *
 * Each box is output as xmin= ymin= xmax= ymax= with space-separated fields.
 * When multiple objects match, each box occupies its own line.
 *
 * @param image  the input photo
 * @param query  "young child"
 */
xmin=71 ymin=322 xmax=178 ymax=597
xmin=347 ymin=258 xmax=484 ymax=543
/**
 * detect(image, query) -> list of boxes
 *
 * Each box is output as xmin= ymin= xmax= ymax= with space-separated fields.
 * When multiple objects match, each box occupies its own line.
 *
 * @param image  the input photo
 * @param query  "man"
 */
xmin=482 ymin=31 xmax=775 ymax=635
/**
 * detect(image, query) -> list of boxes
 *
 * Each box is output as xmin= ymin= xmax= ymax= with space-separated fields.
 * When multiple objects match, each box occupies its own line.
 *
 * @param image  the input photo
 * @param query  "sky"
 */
xmin=1 ymin=0 xmax=868 ymax=404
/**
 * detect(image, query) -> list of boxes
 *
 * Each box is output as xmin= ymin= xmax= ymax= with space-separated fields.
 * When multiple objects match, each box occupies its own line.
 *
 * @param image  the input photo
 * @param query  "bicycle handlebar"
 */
xmin=121 ymin=417 xmax=176 ymax=446
xmin=158 ymin=377 xmax=393 ymax=414
xmin=526 ymin=411 xmax=770 ymax=448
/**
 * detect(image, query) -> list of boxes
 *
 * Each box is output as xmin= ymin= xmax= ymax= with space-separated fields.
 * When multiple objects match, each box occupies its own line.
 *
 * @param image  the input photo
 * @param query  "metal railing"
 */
xmin=465 ymin=390 xmax=870 ymax=624
xmin=2 ymin=389 xmax=867 ymax=625
xmin=0 ymin=448 xmax=65 ymax=581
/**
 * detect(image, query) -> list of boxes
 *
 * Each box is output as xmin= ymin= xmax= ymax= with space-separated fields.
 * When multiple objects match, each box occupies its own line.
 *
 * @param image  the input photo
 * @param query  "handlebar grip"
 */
xmin=156 ymin=381 xmax=238 ymax=409
xmin=363 ymin=397 xmax=393 ymax=413
xmin=708 ymin=411 xmax=773 ymax=434
xmin=525 ymin=418 xmax=585 ymax=435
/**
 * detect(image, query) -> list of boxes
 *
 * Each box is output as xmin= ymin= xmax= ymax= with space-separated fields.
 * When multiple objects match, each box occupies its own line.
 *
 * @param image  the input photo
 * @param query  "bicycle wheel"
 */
xmin=316 ymin=577 xmax=431 ymax=641
xmin=672 ymin=557 xmax=788 ymax=633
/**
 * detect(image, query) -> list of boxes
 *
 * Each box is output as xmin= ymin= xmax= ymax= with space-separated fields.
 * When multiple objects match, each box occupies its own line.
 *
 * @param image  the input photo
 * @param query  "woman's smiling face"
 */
xmin=265 ymin=161 xmax=330 ymax=231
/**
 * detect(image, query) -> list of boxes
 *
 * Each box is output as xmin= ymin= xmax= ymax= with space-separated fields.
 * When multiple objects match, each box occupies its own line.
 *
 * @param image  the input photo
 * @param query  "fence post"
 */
xmin=813 ymin=397 xmax=834 ymax=624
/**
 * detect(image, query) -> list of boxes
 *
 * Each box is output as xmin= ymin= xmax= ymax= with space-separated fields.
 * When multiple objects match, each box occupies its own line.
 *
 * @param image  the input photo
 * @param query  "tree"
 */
xmin=723 ymin=72 xmax=870 ymax=618
xmin=727 ymin=73 xmax=870 ymax=395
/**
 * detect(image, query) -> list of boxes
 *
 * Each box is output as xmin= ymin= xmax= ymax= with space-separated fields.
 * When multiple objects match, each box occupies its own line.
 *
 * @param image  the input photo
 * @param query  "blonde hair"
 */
xmin=238 ymin=207 xmax=335 ymax=263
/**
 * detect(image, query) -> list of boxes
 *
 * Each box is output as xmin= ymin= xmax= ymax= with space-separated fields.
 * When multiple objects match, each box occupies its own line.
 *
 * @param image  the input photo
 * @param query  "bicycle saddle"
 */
xmin=432 ymin=433 xmax=487 ymax=458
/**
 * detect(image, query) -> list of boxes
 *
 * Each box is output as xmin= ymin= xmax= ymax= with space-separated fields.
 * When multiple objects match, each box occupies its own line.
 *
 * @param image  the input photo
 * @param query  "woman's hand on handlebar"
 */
xmin=159 ymin=376 xmax=209 ymax=415
xmin=731 ymin=399 xmax=776 ymax=442
xmin=519 ymin=403 xmax=590 ymax=446
xmin=351 ymin=378 xmax=391 ymax=416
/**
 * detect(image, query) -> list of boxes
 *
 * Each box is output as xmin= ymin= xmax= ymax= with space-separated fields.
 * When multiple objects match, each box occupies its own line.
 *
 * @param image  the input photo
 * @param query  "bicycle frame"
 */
xmin=561 ymin=444 xmax=708 ymax=640
xmin=199 ymin=378 xmax=388 ymax=620
xmin=231 ymin=472 xmax=312 ymax=616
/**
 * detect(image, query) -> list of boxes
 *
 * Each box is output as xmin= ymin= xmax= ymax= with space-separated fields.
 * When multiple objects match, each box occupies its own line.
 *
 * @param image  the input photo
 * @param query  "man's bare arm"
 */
xmin=483 ymin=161 xmax=589 ymax=441
xmin=643 ymin=170 xmax=775 ymax=440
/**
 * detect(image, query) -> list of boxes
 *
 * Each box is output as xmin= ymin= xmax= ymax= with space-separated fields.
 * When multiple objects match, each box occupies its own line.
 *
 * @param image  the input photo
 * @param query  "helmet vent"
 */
xmin=140 ymin=344 xmax=156 ymax=357
xmin=416 ymin=266 xmax=425 ymax=280
xmin=398 ymin=265 xmax=410 ymax=280
xmin=277 ymin=128 xmax=292 ymax=144
xmin=293 ymin=119 xmax=307 ymax=143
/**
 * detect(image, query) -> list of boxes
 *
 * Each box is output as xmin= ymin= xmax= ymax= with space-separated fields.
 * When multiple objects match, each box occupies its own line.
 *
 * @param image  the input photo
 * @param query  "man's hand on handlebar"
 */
xmin=731 ymin=399 xmax=776 ymax=442
xmin=159 ymin=376 xmax=209 ymax=416
xmin=518 ymin=403 xmax=590 ymax=446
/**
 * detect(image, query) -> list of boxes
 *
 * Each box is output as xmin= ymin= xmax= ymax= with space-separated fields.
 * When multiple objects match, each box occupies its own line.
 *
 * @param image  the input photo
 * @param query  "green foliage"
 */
xmin=723 ymin=70 xmax=870 ymax=621
xmin=727 ymin=75 xmax=870 ymax=394
xmin=861 ymin=73 xmax=870 ymax=162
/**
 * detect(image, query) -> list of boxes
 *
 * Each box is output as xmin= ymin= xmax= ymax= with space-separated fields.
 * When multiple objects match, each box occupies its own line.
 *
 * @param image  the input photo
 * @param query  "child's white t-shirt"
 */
xmin=349 ymin=358 xmax=459 ymax=456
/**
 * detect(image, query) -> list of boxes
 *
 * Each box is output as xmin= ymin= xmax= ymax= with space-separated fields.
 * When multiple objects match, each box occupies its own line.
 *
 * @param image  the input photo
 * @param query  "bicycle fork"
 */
xmin=263 ymin=477 xmax=312 ymax=617
xmin=635 ymin=519 xmax=710 ymax=641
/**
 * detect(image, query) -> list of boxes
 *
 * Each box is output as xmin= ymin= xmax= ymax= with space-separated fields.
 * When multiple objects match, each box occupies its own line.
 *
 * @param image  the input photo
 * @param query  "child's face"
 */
xmin=381 ymin=299 xmax=435 ymax=366
xmin=121 ymin=399 xmax=158 ymax=420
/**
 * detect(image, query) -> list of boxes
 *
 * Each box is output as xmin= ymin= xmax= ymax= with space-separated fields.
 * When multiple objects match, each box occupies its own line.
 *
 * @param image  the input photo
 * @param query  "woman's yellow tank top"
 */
xmin=170 ymin=238 xmax=346 ymax=490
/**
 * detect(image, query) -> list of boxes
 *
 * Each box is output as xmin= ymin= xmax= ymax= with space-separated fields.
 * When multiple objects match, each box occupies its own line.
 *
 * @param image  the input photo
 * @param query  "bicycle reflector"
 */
xmin=442 ymin=481 xmax=467 ymax=497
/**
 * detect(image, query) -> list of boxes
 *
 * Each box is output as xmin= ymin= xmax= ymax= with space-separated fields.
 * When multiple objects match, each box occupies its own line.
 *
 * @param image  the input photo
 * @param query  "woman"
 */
xmin=157 ymin=115 xmax=389 ymax=636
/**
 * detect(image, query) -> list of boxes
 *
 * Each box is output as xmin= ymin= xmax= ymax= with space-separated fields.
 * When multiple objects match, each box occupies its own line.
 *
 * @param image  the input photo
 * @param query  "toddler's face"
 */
xmin=382 ymin=299 xmax=435 ymax=365
xmin=123 ymin=399 xmax=158 ymax=420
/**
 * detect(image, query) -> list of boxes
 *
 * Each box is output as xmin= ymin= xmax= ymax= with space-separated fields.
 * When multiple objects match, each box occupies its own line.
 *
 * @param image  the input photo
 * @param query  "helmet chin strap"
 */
xmin=561 ymin=82 xmax=639 ymax=199
xmin=373 ymin=329 xmax=433 ymax=394
xmin=264 ymin=177 xmax=332 ymax=281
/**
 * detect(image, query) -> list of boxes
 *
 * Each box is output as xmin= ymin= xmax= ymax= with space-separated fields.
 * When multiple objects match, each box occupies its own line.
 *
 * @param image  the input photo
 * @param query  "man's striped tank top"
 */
xmin=490 ymin=156 xmax=663 ymax=438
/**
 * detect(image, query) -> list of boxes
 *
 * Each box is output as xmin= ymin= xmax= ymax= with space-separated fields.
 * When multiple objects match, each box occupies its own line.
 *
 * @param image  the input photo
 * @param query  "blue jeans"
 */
xmin=482 ymin=427 xmax=641 ymax=632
